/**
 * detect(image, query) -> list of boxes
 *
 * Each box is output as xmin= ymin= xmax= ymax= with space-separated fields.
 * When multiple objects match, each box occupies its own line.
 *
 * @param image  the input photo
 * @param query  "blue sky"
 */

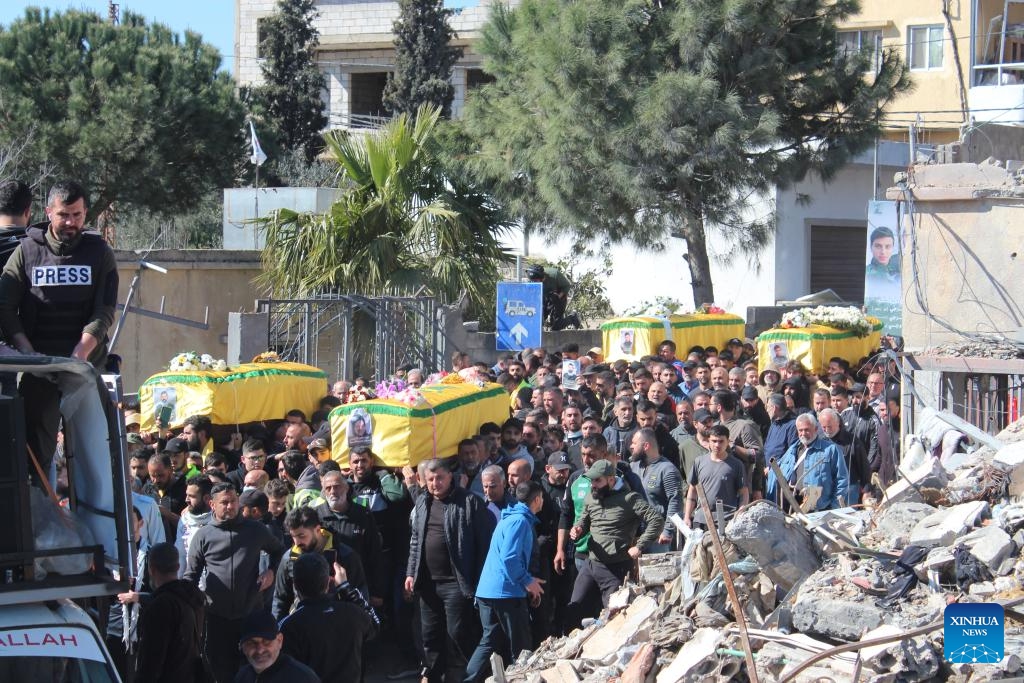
xmin=1 ymin=1 xmax=478 ymax=75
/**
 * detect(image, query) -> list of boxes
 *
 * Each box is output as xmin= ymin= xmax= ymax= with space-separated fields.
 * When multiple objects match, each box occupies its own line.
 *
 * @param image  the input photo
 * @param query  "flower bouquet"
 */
xmin=698 ymin=304 xmax=726 ymax=315
xmin=168 ymin=352 xmax=228 ymax=372
xmin=780 ymin=306 xmax=876 ymax=338
xmin=375 ymin=379 xmax=407 ymax=399
xmin=345 ymin=385 xmax=376 ymax=403
xmin=393 ymin=387 xmax=428 ymax=407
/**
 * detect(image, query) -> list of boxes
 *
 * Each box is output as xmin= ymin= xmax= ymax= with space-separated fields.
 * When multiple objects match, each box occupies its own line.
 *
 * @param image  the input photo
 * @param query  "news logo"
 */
xmin=944 ymin=603 xmax=1004 ymax=664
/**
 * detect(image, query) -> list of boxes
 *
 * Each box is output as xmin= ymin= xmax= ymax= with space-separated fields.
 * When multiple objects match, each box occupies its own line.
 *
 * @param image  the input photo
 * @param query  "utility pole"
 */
xmin=108 ymin=1 xmax=120 ymax=25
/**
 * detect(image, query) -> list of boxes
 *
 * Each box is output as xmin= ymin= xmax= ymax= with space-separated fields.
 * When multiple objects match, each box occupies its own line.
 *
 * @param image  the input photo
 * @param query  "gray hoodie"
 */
xmin=184 ymin=515 xmax=284 ymax=619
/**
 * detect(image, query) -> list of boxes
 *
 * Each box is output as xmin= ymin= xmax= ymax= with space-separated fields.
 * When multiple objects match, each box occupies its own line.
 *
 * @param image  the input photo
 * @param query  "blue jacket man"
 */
xmin=765 ymin=413 xmax=850 ymax=511
xmin=465 ymin=484 xmax=546 ymax=683
xmin=763 ymin=395 xmax=799 ymax=464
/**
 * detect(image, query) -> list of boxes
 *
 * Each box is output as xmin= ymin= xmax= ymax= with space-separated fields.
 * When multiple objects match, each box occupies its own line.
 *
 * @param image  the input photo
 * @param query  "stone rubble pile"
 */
xmin=489 ymin=414 xmax=1024 ymax=683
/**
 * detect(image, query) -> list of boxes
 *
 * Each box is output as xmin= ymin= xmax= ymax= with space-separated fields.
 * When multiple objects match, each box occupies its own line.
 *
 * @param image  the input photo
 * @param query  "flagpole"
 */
xmin=254 ymin=162 xmax=260 ymax=249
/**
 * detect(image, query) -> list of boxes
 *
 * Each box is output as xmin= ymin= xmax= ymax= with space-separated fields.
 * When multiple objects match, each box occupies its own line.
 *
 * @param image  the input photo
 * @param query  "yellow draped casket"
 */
xmin=330 ymin=381 xmax=510 ymax=467
xmin=757 ymin=321 xmax=883 ymax=376
xmin=601 ymin=313 xmax=746 ymax=362
xmin=138 ymin=361 xmax=328 ymax=432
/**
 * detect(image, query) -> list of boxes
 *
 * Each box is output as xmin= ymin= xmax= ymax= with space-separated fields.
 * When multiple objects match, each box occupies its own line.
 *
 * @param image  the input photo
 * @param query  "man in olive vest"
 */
xmin=0 ymin=180 xmax=118 ymax=486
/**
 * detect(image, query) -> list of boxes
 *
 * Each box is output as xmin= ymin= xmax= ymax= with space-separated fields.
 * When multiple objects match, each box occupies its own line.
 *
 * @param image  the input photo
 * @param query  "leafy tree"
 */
xmin=461 ymin=0 xmax=911 ymax=306
xmin=258 ymin=105 xmax=513 ymax=308
xmin=383 ymin=0 xmax=463 ymax=117
xmin=0 ymin=8 xmax=244 ymax=222
xmin=255 ymin=0 xmax=327 ymax=161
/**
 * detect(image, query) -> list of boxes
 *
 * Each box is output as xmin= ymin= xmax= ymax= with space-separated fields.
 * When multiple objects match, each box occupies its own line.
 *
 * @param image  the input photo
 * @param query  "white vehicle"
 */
xmin=504 ymin=300 xmax=537 ymax=317
xmin=0 ymin=599 xmax=119 ymax=681
xmin=0 ymin=358 xmax=133 ymax=682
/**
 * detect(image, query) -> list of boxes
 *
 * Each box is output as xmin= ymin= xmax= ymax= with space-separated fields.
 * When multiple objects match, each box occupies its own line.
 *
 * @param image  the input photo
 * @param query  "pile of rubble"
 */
xmin=491 ymin=411 xmax=1024 ymax=683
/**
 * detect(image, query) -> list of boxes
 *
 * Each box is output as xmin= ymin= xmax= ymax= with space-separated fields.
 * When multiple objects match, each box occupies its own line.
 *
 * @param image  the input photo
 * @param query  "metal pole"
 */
xmin=694 ymin=484 xmax=759 ymax=683
xmin=872 ymin=136 xmax=879 ymax=201
xmin=108 ymin=268 xmax=142 ymax=353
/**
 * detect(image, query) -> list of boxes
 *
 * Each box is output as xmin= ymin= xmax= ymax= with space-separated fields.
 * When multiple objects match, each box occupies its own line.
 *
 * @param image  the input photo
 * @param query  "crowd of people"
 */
xmin=0 ymin=180 xmax=903 ymax=683
xmin=116 ymin=338 xmax=901 ymax=683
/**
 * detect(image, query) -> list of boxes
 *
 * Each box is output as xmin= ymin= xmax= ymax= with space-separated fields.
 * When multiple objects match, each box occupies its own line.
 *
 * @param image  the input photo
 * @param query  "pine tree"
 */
xmin=461 ymin=0 xmax=911 ymax=306
xmin=383 ymin=0 xmax=463 ymax=117
xmin=256 ymin=0 xmax=327 ymax=161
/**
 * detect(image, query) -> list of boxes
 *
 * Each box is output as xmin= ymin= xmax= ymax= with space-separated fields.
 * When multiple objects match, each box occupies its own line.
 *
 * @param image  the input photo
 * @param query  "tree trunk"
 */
xmin=678 ymin=209 xmax=715 ymax=308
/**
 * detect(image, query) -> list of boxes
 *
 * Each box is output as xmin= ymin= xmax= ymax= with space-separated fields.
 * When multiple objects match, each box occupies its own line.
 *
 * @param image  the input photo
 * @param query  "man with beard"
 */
xmin=273 ymin=506 xmax=371 ymax=619
xmin=561 ymin=404 xmax=584 ymax=447
xmin=670 ymin=399 xmax=702 ymax=480
xmin=235 ymin=611 xmax=319 ymax=683
xmin=634 ymin=400 xmax=680 ymax=469
xmin=405 ymin=459 xmax=495 ymax=683
xmin=628 ymin=429 xmax=681 ymax=552
xmin=603 ymin=396 xmax=638 ymax=460
xmin=498 ymin=418 xmax=531 ymax=465
xmin=758 ymin=364 xmax=781 ymax=403
xmin=566 ymin=460 xmax=663 ymax=626
xmin=0 ymin=180 xmax=118 ymax=487
xmin=456 ymin=438 xmax=487 ymax=498
xmin=540 ymin=452 xmax=573 ymax=636
xmin=481 ymin=464 xmax=515 ymax=522
xmin=184 ymin=484 xmax=284 ymax=682
xmin=763 ymin=393 xmax=800 ymax=466
xmin=143 ymin=453 xmax=186 ymax=542
xmin=765 ymin=413 xmax=849 ymax=511
xmin=175 ymin=475 xmax=213 ymax=579
xmin=833 ymin=385 xmax=879 ymax=482
xmin=818 ymin=408 xmax=868 ymax=505
xmin=180 ymin=414 xmax=222 ymax=464
xmin=315 ymin=471 xmax=385 ymax=605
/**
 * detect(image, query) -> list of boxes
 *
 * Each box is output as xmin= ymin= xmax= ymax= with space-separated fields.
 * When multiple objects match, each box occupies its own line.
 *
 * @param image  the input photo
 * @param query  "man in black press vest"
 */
xmin=0 ymin=180 xmax=118 ymax=487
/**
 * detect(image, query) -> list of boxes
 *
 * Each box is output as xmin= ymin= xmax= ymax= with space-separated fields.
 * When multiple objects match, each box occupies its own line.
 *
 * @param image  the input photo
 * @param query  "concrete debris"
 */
xmin=490 ymin=419 xmax=1024 ymax=683
xmin=908 ymin=500 xmax=989 ymax=547
xmin=724 ymin=501 xmax=820 ymax=592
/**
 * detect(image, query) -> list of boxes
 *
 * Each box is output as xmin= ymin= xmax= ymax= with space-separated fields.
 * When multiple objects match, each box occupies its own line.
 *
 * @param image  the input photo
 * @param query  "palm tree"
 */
xmin=257 ymin=105 xmax=513 ymax=307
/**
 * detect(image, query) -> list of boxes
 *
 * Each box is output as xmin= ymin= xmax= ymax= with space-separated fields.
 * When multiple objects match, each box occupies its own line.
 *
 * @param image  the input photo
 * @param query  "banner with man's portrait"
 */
xmin=864 ymin=200 xmax=902 ymax=335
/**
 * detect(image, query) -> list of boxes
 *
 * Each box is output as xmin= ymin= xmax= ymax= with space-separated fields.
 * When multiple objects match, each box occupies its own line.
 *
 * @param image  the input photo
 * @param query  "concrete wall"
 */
xmin=112 ymin=250 xmax=264 ymax=392
xmin=885 ymin=162 xmax=1024 ymax=349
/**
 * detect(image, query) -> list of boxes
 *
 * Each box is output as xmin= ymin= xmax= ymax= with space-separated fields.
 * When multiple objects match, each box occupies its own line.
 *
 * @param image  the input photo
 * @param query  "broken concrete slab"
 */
xmin=539 ymin=661 xmax=579 ymax=683
xmin=725 ymin=500 xmax=820 ymax=592
xmin=879 ymin=457 xmax=949 ymax=509
xmin=579 ymin=595 xmax=658 ymax=662
xmin=873 ymin=502 xmax=936 ymax=543
xmin=960 ymin=524 xmax=1016 ymax=574
xmin=792 ymin=593 xmax=884 ymax=641
xmin=654 ymin=627 xmax=720 ymax=683
xmin=909 ymin=500 xmax=989 ymax=547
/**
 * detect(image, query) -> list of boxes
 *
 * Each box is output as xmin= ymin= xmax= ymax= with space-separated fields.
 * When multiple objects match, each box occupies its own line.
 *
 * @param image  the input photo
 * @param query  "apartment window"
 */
xmin=256 ymin=17 xmax=270 ymax=59
xmin=466 ymin=69 xmax=495 ymax=90
xmin=908 ymin=25 xmax=944 ymax=70
xmin=838 ymin=29 xmax=882 ymax=73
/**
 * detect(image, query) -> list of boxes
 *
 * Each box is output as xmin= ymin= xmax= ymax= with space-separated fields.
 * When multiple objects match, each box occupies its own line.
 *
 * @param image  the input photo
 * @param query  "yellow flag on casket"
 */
xmin=330 ymin=381 xmax=511 ymax=468
xmin=138 ymin=362 xmax=327 ymax=432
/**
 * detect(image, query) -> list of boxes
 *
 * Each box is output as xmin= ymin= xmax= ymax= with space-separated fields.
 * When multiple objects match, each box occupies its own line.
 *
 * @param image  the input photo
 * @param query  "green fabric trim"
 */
xmin=330 ymin=384 xmax=506 ymax=419
xmin=758 ymin=322 xmax=882 ymax=341
xmin=601 ymin=316 xmax=742 ymax=332
xmin=142 ymin=366 xmax=327 ymax=386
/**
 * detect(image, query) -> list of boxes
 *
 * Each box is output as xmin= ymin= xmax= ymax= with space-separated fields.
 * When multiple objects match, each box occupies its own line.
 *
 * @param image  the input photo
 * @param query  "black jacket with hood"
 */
xmin=135 ymin=579 xmax=206 ymax=683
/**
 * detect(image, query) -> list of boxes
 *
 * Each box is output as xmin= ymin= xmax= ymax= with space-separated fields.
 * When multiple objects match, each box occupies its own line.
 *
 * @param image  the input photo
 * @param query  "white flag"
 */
xmin=249 ymin=121 xmax=267 ymax=166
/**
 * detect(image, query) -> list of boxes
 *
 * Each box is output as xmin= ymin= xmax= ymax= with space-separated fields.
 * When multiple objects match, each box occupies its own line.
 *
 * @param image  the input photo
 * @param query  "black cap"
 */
xmin=239 ymin=489 xmax=269 ymax=510
xmin=682 ymin=360 xmax=696 ymax=370
xmin=164 ymin=437 xmax=188 ymax=454
xmin=238 ymin=610 xmax=279 ymax=644
xmin=726 ymin=338 xmax=743 ymax=347
xmin=851 ymin=382 xmax=867 ymax=394
xmin=693 ymin=408 xmax=713 ymax=423
xmin=546 ymin=451 xmax=573 ymax=470
xmin=628 ymin=361 xmax=643 ymax=372
xmin=740 ymin=385 xmax=758 ymax=401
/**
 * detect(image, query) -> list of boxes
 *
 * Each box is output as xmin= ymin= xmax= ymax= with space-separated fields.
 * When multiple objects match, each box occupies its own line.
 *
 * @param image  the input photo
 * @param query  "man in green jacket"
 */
xmin=567 ymin=460 xmax=664 ymax=627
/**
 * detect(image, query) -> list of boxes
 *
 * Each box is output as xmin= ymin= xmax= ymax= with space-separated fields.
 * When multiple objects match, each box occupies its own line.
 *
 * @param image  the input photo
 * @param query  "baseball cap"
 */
xmin=682 ymin=360 xmax=696 ymax=370
xmin=546 ymin=452 xmax=572 ymax=470
xmin=726 ymin=338 xmax=743 ymax=347
xmin=585 ymin=459 xmax=615 ymax=479
xmin=740 ymin=385 xmax=758 ymax=401
xmin=238 ymin=610 xmax=279 ymax=644
xmin=124 ymin=413 xmax=141 ymax=427
xmin=164 ymin=437 xmax=188 ymax=454
xmin=239 ymin=489 xmax=269 ymax=510
xmin=693 ymin=408 xmax=714 ymax=424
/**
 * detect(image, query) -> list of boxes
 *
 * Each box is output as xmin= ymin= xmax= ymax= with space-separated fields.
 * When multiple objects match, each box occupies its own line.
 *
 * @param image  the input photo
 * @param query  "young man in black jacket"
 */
xmin=280 ymin=553 xmax=379 ymax=682
xmin=135 ymin=542 xmax=206 ymax=683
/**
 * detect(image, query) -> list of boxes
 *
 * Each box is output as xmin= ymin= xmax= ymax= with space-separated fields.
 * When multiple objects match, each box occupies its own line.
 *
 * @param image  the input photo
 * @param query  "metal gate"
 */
xmin=256 ymin=294 xmax=450 ymax=381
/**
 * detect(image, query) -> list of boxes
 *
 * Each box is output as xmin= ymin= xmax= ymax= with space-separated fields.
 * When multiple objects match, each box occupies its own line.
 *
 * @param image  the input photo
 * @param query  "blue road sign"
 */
xmin=496 ymin=282 xmax=543 ymax=351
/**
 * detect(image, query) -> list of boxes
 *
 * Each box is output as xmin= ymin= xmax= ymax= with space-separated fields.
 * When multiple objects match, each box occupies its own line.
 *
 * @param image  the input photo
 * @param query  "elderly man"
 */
xmin=481 ymin=464 xmax=515 ymax=521
xmin=819 ymin=408 xmax=869 ymax=505
xmin=766 ymin=413 xmax=850 ymax=511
